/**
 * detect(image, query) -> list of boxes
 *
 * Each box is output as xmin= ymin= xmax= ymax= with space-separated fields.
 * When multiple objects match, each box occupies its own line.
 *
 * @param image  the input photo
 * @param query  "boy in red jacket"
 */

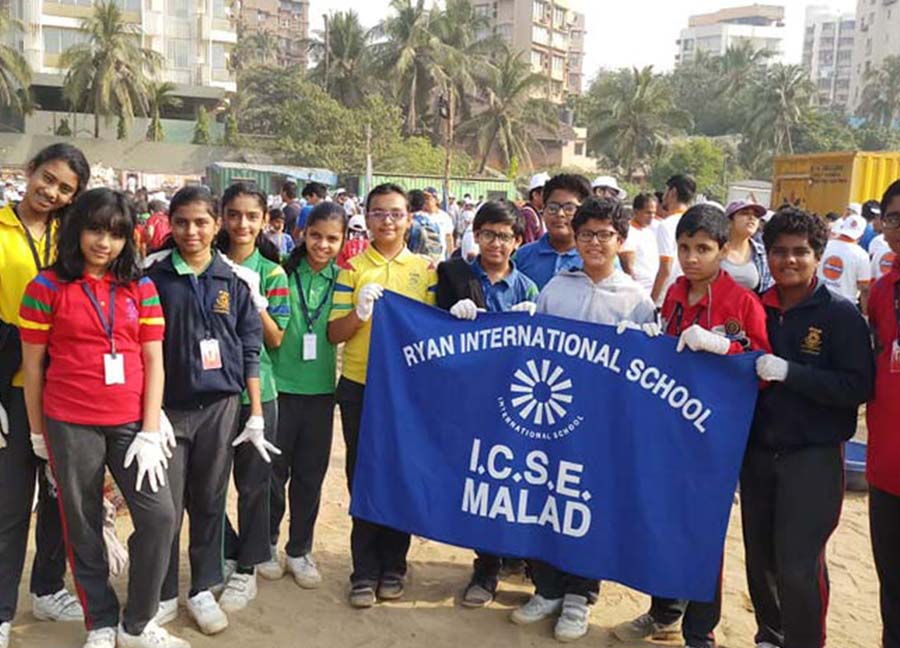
xmin=868 ymin=180 xmax=900 ymax=648
xmin=614 ymin=203 xmax=769 ymax=648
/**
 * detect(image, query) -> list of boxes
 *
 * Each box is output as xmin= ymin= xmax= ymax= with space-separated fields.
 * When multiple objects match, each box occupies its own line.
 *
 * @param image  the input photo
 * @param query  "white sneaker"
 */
xmin=286 ymin=554 xmax=322 ymax=589
xmin=554 ymin=594 xmax=590 ymax=642
xmin=186 ymin=591 xmax=228 ymax=635
xmin=32 ymin=589 xmax=84 ymax=622
xmin=153 ymin=598 xmax=178 ymax=626
xmin=0 ymin=622 xmax=10 ymax=648
xmin=218 ymin=571 xmax=257 ymax=613
xmin=257 ymin=545 xmax=284 ymax=581
xmin=83 ymin=627 xmax=116 ymax=648
xmin=117 ymin=620 xmax=191 ymax=648
xmin=510 ymin=594 xmax=563 ymax=625
xmin=210 ymin=560 xmax=237 ymax=596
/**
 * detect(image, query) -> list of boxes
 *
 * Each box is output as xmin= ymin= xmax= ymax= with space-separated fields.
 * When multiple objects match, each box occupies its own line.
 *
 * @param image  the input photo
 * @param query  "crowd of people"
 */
xmin=0 ymin=142 xmax=898 ymax=648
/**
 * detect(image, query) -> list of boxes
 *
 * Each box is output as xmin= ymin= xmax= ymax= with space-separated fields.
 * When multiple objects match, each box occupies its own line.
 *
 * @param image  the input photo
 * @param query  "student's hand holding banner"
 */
xmin=616 ymin=320 xmax=662 ymax=337
xmin=756 ymin=354 xmax=789 ymax=382
xmin=450 ymin=299 xmax=479 ymax=320
xmin=677 ymin=324 xmax=731 ymax=355
xmin=356 ymin=283 xmax=384 ymax=322
xmin=509 ymin=301 xmax=537 ymax=316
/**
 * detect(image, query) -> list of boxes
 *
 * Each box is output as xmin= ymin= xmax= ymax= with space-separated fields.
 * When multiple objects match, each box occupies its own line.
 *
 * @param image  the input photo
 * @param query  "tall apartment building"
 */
xmin=848 ymin=0 xmax=900 ymax=114
xmin=474 ymin=0 xmax=586 ymax=104
xmin=675 ymin=4 xmax=786 ymax=67
xmin=802 ymin=6 xmax=855 ymax=111
xmin=237 ymin=0 xmax=308 ymax=69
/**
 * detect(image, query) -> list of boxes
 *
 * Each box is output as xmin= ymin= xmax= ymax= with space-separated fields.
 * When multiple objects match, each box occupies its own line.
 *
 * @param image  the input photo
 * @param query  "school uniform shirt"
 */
xmin=655 ymin=210 xmax=685 ymax=306
xmin=870 ymin=234 xmax=897 ymax=281
xmin=866 ymin=259 xmax=900 ymax=496
xmin=18 ymin=271 xmax=165 ymax=426
xmin=818 ymin=238 xmax=871 ymax=302
xmin=660 ymin=271 xmax=771 ymax=355
xmin=329 ymin=246 xmax=437 ymax=384
xmin=272 ymin=258 xmax=338 ymax=395
xmin=0 ymin=204 xmax=58 ymax=386
xmin=514 ymin=233 xmax=582 ymax=290
xmin=471 ymin=258 xmax=538 ymax=313
xmin=537 ymin=269 xmax=656 ymax=326
xmin=239 ymin=250 xmax=290 ymax=405
xmin=148 ymin=250 xmax=262 ymax=409
xmin=621 ymin=219 xmax=660 ymax=295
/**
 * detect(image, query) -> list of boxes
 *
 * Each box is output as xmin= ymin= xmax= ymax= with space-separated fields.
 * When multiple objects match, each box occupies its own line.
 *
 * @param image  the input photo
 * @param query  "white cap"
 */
xmin=591 ymin=175 xmax=627 ymax=200
xmin=334 ymin=187 xmax=347 ymax=196
xmin=528 ymin=172 xmax=551 ymax=193
xmin=847 ymin=202 xmax=862 ymax=216
xmin=836 ymin=214 xmax=866 ymax=240
xmin=761 ymin=210 xmax=775 ymax=223
xmin=348 ymin=215 xmax=366 ymax=231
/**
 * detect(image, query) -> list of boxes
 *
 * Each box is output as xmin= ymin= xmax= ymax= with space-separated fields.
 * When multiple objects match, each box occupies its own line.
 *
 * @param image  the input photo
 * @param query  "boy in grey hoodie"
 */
xmin=511 ymin=198 xmax=658 ymax=643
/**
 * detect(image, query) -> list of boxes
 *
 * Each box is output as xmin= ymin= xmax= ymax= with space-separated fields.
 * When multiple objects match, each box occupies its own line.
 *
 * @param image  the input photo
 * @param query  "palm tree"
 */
xmin=308 ymin=10 xmax=372 ymax=108
xmin=0 ymin=7 xmax=33 ymax=117
xmin=587 ymin=66 xmax=693 ymax=181
xmin=232 ymin=29 xmax=282 ymax=71
xmin=858 ymin=55 xmax=900 ymax=128
xmin=458 ymin=48 xmax=552 ymax=173
xmin=145 ymin=81 xmax=183 ymax=142
xmin=717 ymin=41 xmax=772 ymax=99
xmin=747 ymin=63 xmax=814 ymax=155
xmin=371 ymin=0 xmax=442 ymax=135
xmin=60 ymin=0 xmax=162 ymax=137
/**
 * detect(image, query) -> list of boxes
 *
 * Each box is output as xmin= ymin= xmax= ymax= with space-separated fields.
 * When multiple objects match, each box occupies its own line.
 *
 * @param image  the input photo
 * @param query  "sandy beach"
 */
xmin=11 ymin=411 xmax=881 ymax=648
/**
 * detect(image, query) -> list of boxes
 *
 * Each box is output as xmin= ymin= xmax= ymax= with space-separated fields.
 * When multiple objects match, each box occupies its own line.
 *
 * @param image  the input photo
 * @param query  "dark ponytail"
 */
xmin=283 ymin=202 xmax=347 ymax=275
xmin=216 ymin=181 xmax=281 ymax=263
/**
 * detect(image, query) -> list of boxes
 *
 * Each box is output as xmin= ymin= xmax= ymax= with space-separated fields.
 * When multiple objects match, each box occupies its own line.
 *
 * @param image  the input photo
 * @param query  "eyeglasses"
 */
xmin=476 ymin=230 xmax=516 ymax=244
xmin=576 ymin=229 xmax=617 ymax=243
xmin=368 ymin=210 xmax=407 ymax=222
xmin=883 ymin=214 xmax=900 ymax=230
xmin=769 ymin=247 xmax=815 ymax=259
xmin=544 ymin=202 xmax=580 ymax=217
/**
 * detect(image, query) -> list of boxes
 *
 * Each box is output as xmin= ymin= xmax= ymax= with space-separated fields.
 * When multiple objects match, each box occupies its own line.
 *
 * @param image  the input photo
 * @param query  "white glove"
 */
xmin=509 ymin=301 xmax=537 ymax=316
xmin=756 ymin=354 xmax=789 ymax=382
xmin=229 ymin=262 xmax=269 ymax=312
xmin=30 ymin=433 xmax=48 ymax=460
xmin=676 ymin=324 xmax=731 ymax=355
xmin=142 ymin=248 xmax=172 ymax=269
xmin=0 ymin=402 xmax=7 ymax=450
xmin=450 ymin=298 xmax=478 ymax=320
xmin=355 ymin=283 xmax=384 ymax=322
xmin=159 ymin=410 xmax=177 ymax=459
xmin=616 ymin=321 xmax=662 ymax=337
xmin=124 ymin=432 xmax=168 ymax=493
xmin=233 ymin=415 xmax=281 ymax=463
xmin=102 ymin=497 xmax=128 ymax=578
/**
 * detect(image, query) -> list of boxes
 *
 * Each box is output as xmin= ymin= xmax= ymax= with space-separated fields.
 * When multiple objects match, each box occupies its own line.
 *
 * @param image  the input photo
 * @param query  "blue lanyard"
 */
xmin=188 ymin=275 xmax=214 ymax=338
xmin=82 ymin=282 xmax=117 ymax=355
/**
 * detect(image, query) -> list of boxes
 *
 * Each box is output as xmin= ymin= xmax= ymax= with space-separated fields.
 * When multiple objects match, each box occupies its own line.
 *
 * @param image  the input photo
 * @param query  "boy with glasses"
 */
xmin=515 ymin=174 xmax=592 ymax=290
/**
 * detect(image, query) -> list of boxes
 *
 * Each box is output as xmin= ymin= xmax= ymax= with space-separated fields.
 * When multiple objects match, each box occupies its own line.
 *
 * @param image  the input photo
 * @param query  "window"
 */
xmin=114 ymin=0 xmax=141 ymax=11
xmin=43 ymin=27 xmax=87 ymax=54
xmin=213 ymin=0 xmax=228 ymax=18
xmin=574 ymin=142 xmax=584 ymax=156
xmin=552 ymin=30 xmax=567 ymax=49
xmin=551 ymin=55 xmax=564 ymax=78
xmin=212 ymin=43 xmax=227 ymax=70
xmin=166 ymin=37 xmax=191 ymax=68
xmin=532 ymin=25 xmax=549 ymax=45
xmin=167 ymin=0 xmax=188 ymax=18
xmin=531 ymin=49 xmax=543 ymax=72
xmin=497 ymin=24 xmax=512 ymax=41
xmin=532 ymin=0 xmax=544 ymax=21
xmin=554 ymin=7 xmax=565 ymax=27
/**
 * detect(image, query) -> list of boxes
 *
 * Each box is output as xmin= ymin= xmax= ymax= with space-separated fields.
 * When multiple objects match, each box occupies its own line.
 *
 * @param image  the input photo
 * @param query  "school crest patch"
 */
xmin=213 ymin=290 xmax=231 ymax=314
xmin=800 ymin=326 xmax=823 ymax=355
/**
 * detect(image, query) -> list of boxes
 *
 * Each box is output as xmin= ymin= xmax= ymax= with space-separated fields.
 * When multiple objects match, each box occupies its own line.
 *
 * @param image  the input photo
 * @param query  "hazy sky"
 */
xmin=308 ymin=0 xmax=857 ymax=84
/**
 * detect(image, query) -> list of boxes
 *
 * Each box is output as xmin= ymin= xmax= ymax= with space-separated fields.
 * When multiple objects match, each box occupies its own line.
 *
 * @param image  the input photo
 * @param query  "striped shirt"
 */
xmin=19 ymin=270 xmax=165 ymax=426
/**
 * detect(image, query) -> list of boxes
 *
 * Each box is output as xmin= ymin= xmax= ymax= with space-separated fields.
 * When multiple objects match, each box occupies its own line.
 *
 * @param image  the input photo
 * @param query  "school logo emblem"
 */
xmin=497 ymin=359 xmax=584 ymax=441
xmin=213 ymin=290 xmax=230 ymax=314
xmin=408 ymin=271 xmax=422 ymax=290
xmin=800 ymin=326 xmax=824 ymax=355
xmin=125 ymin=298 xmax=139 ymax=322
xmin=880 ymin=252 xmax=897 ymax=277
xmin=822 ymin=255 xmax=844 ymax=281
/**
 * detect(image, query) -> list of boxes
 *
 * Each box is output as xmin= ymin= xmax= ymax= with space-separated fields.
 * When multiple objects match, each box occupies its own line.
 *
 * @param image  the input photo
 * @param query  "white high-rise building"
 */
xmin=802 ymin=6 xmax=855 ymax=111
xmin=848 ymin=0 xmax=900 ymax=114
xmin=675 ymin=4 xmax=786 ymax=67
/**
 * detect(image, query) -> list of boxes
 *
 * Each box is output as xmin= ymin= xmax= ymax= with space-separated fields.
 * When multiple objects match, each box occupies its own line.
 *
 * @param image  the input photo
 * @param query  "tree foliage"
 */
xmin=192 ymin=106 xmax=211 ymax=145
xmin=0 ymin=7 xmax=33 ymax=116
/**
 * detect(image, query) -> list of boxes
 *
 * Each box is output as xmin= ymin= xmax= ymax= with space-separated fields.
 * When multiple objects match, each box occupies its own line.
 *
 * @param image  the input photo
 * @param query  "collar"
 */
xmin=363 ymin=244 xmax=412 ymax=266
xmin=761 ymin=278 xmax=822 ymax=311
xmin=537 ymin=233 xmax=578 ymax=257
xmin=299 ymin=257 xmax=338 ymax=280
xmin=473 ymin=257 xmax=517 ymax=286
xmin=171 ymin=249 xmax=231 ymax=278
xmin=630 ymin=219 xmax=648 ymax=230
xmin=665 ymin=207 xmax=688 ymax=218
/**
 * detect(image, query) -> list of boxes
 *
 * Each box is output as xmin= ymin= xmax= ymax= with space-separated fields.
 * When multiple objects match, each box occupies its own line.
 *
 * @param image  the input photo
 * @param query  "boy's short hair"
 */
xmin=675 ymin=203 xmax=729 ymax=247
xmin=762 ymin=207 xmax=829 ymax=259
xmin=666 ymin=174 xmax=697 ymax=205
xmin=880 ymin=178 xmax=900 ymax=217
xmin=633 ymin=192 xmax=657 ymax=212
xmin=472 ymin=200 xmax=524 ymax=237
xmin=281 ymin=180 xmax=298 ymax=200
xmin=571 ymin=197 xmax=630 ymax=240
xmin=542 ymin=174 xmax=592 ymax=205
xmin=268 ymin=207 xmax=284 ymax=221
xmin=365 ymin=183 xmax=408 ymax=212
xmin=301 ymin=181 xmax=327 ymax=200
xmin=408 ymin=189 xmax=427 ymax=213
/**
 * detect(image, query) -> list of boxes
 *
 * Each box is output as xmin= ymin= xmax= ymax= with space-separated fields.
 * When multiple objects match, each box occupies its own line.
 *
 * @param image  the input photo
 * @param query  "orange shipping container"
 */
xmin=771 ymin=151 xmax=900 ymax=216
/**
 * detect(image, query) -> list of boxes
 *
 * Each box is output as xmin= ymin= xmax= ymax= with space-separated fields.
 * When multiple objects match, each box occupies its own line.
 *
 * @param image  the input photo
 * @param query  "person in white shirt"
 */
xmin=869 ymin=233 xmax=897 ymax=281
xmin=818 ymin=214 xmax=872 ymax=311
xmin=651 ymin=174 xmax=697 ymax=305
xmin=423 ymin=187 xmax=455 ymax=258
xmin=619 ymin=193 xmax=659 ymax=295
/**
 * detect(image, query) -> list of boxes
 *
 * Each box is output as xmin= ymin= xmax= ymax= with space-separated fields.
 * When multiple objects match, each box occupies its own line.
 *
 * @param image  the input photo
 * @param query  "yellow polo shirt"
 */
xmin=330 ymin=246 xmax=437 ymax=384
xmin=0 ymin=204 xmax=59 ymax=386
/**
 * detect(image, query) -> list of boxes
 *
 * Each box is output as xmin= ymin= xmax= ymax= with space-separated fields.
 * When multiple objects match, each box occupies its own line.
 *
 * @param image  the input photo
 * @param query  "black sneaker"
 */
xmin=377 ymin=574 xmax=405 ymax=600
xmin=461 ymin=581 xmax=495 ymax=608
xmin=349 ymin=583 xmax=376 ymax=609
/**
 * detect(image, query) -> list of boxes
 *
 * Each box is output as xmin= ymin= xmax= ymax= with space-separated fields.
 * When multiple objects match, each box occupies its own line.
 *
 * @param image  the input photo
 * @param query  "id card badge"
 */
xmin=302 ymin=333 xmax=318 ymax=361
xmin=200 ymin=338 xmax=223 ymax=370
xmin=891 ymin=340 xmax=900 ymax=374
xmin=103 ymin=353 xmax=125 ymax=385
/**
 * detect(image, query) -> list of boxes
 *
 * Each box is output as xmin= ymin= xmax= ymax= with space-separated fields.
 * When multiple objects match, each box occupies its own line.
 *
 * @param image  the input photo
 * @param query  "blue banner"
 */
xmin=351 ymin=291 xmax=760 ymax=601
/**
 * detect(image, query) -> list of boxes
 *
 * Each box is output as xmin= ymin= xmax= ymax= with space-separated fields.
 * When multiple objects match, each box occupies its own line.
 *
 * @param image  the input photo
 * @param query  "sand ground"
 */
xmin=12 ymin=411 xmax=881 ymax=648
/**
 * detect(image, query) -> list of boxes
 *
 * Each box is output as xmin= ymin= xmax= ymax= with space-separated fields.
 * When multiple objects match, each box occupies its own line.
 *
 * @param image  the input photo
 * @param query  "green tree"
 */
xmin=193 ymin=106 xmax=211 ymax=145
xmin=308 ymin=10 xmax=373 ymax=108
xmin=587 ymin=66 xmax=692 ymax=181
xmin=0 ymin=7 xmax=33 ymax=116
xmin=718 ymin=41 xmax=772 ymax=100
xmin=857 ymin=55 xmax=900 ymax=127
xmin=55 ymin=118 xmax=72 ymax=136
xmin=650 ymin=138 xmax=736 ymax=201
xmin=145 ymin=81 xmax=182 ymax=142
xmin=116 ymin=113 xmax=128 ymax=140
xmin=223 ymin=110 xmax=239 ymax=146
xmin=234 ymin=64 xmax=308 ymax=134
xmin=458 ymin=48 xmax=553 ymax=173
xmin=791 ymin=108 xmax=857 ymax=153
xmin=60 ymin=0 xmax=162 ymax=138
xmin=232 ymin=29 xmax=282 ymax=71
xmin=746 ymin=64 xmax=814 ymax=157
xmin=380 ymin=135 xmax=475 ymax=175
